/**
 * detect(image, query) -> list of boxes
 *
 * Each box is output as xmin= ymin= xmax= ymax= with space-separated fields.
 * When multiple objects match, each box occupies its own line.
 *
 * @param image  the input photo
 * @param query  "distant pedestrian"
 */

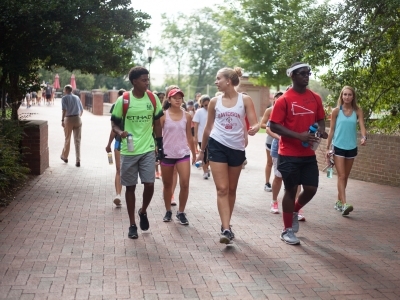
xmin=197 ymin=67 xmax=260 ymax=245
xmin=25 ymin=92 xmax=31 ymax=108
xmin=326 ymin=86 xmax=367 ymax=216
xmin=31 ymin=91 xmax=37 ymax=106
xmin=260 ymin=95 xmax=275 ymax=192
xmin=111 ymin=66 xmax=164 ymax=239
xmin=45 ymin=83 xmax=52 ymax=105
xmin=106 ymin=89 xmax=126 ymax=206
xmin=160 ymin=88 xmax=196 ymax=225
xmin=60 ymin=84 xmax=83 ymax=167
xmin=270 ymin=62 xmax=327 ymax=245
xmin=193 ymin=95 xmax=211 ymax=179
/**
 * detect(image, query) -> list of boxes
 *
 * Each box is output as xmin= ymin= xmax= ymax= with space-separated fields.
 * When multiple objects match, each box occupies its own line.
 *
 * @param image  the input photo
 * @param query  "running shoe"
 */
xmin=163 ymin=211 xmax=172 ymax=222
xmin=270 ymin=201 xmax=279 ymax=214
xmin=342 ymin=203 xmax=354 ymax=216
xmin=207 ymin=169 xmax=211 ymax=178
xmin=220 ymin=230 xmax=233 ymax=244
xmin=264 ymin=183 xmax=272 ymax=192
xmin=280 ymin=228 xmax=300 ymax=245
xmin=292 ymin=212 xmax=299 ymax=233
xmin=334 ymin=200 xmax=343 ymax=212
xmin=137 ymin=208 xmax=149 ymax=231
xmin=128 ymin=224 xmax=138 ymax=239
xmin=203 ymin=173 xmax=208 ymax=180
xmin=298 ymin=210 xmax=306 ymax=221
xmin=221 ymin=225 xmax=235 ymax=239
xmin=176 ymin=212 xmax=189 ymax=225
xmin=113 ymin=194 xmax=121 ymax=206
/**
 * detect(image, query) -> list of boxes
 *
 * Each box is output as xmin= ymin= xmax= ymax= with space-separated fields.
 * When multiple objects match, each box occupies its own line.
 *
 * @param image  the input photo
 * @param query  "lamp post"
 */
xmin=147 ymin=47 xmax=154 ymax=90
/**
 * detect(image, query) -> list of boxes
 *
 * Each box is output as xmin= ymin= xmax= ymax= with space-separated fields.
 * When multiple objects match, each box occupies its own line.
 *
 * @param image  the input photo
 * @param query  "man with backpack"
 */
xmin=111 ymin=66 xmax=164 ymax=239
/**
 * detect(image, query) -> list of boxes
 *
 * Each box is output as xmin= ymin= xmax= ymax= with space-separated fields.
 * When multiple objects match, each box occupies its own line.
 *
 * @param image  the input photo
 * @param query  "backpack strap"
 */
xmin=122 ymin=91 xmax=130 ymax=119
xmin=146 ymin=90 xmax=157 ymax=115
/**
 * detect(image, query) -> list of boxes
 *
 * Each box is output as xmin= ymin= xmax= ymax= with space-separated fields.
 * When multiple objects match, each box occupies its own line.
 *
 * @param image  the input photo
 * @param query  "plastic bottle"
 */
xmin=327 ymin=167 xmax=333 ymax=178
xmin=107 ymin=152 xmax=113 ymax=164
xmin=195 ymin=161 xmax=203 ymax=168
xmin=127 ymin=134 xmax=134 ymax=152
xmin=302 ymin=123 xmax=318 ymax=148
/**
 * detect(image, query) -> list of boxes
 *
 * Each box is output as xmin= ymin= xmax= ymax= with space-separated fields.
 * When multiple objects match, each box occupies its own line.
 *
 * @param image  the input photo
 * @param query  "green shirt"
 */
xmin=111 ymin=91 xmax=163 ymax=155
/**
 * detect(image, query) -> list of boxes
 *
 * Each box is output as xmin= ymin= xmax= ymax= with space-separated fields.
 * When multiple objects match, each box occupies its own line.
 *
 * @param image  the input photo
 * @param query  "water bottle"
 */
xmin=195 ymin=161 xmax=203 ymax=168
xmin=127 ymin=134 xmax=134 ymax=152
xmin=327 ymin=167 xmax=333 ymax=178
xmin=302 ymin=123 xmax=318 ymax=148
xmin=107 ymin=152 xmax=113 ymax=164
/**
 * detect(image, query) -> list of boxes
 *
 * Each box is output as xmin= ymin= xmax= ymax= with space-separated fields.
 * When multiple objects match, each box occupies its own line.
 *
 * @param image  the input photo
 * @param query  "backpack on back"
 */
xmin=122 ymin=90 xmax=157 ymax=120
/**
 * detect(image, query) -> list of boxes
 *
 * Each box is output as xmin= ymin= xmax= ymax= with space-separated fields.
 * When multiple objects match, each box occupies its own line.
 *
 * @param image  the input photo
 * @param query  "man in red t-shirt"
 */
xmin=270 ymin=62 xmax=327 ymax=245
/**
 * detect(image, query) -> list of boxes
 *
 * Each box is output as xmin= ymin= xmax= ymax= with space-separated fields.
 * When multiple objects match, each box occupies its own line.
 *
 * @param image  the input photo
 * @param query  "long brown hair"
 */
xmin=337 ymin=86 xmax=359 ymax=110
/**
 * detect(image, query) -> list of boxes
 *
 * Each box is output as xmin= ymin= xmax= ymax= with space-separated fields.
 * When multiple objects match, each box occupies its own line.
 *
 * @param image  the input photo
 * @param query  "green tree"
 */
xmin=158 ymin=8 xmax=224 ymax=95
xmin=219 ymin=0 xmax=313 ymax=89
xmin=0 ymin=0 xmax=150 ymax=120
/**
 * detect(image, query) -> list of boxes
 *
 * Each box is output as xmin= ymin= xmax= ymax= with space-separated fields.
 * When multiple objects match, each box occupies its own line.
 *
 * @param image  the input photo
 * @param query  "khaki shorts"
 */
xmin=120 ymin=151 xmax=155 ymax=186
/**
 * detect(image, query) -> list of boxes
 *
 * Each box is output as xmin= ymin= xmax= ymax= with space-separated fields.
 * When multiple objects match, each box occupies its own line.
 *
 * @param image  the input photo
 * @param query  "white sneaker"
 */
xmin=203 ymin=173 xmax=208 ymax=180
xmin=270 ymin=201 xmax=279 ymax=214
xmin=113 ymin=195 xmax=121 ymax=206
xmin=264 ymin=183 xmax=272 ymax=192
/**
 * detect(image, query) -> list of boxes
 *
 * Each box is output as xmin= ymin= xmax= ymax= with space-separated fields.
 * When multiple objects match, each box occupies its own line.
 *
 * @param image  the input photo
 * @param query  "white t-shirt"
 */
xmin=192 ymin=107 xmax=208 ymax=141
xmin=210 ymin=93 xmax=246 ymax=151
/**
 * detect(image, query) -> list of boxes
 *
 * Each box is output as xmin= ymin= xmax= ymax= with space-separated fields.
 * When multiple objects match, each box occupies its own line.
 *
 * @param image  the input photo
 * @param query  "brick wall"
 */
xmin=315 ymin=129 xmax=400 ymax=187
xmin=21 ymin=120 xmax=49 ymax=175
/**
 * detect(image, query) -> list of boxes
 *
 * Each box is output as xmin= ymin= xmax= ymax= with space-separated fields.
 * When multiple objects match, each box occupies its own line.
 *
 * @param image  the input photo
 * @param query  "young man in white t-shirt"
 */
xmin=192 ymin=96 xmax=210 ymax=179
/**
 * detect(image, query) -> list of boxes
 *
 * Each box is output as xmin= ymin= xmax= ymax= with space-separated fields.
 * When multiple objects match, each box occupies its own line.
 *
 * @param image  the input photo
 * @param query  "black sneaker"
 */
xmin=220 ymin=230 xmax=233 ymax=244
xmin=138 ymin=208 xmax=149 ymax=231
xmin=163 ymin=211 xmax=172 ymax=222
xmin=221 ymin=225 xmax=235 ymax=239
xmin=128 ymin=225 xmax=138 ymax=239
xmin=176 ymin=212 xmax=189 ymax=225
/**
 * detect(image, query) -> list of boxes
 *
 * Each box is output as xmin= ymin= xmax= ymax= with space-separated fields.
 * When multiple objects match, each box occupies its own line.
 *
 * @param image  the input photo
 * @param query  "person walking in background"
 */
xmin=106 ymin=89 xmax=126 ymax=206
xmin=45 ymin=83 xmax=52 ymax=105
xmin=111 ymin=66 xmax=164 ymax=239
xmin=193 ymin=95 xmax=211 ymax=179
xmin=186 ymin=100 xmax=198 ymax=155
xmin=270 ymin=62 xmax=327 ymax=245
xmin=160 ymin=88 xmax=196 ymax=225
xmin=326 ymin=86 xmax=367 ymax=216
xmin=60 ymin=84 xmax=83 ymax=167
xmin=197 ymin=67 xmax=260 ymax=245
xmin=25 ymin=92 xmax=31 ymax=108
xmin=260 ymin=94 xmax=276 ymax=191
xmin=31 ymin=91 xmax=37 ymax=106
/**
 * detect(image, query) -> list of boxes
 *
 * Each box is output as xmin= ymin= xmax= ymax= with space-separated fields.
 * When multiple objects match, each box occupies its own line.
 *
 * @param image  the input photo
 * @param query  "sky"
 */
xmin=131 ymin=0 xmax=224 ymax=78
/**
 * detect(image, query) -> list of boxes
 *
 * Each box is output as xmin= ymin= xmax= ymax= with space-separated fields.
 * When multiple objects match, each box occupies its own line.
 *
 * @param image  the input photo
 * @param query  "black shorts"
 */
xmin=334 ymin=146 xmax=357 ymax=159
xmin=198 ymin=142 xmax=208 ymax=164
xmin=277 ymin=155 xmax=319 ymax=189
xmin=46 ymin=94 xmax=51 ymax=99
xmin=208 ymin=137 xmax=246 ymax=167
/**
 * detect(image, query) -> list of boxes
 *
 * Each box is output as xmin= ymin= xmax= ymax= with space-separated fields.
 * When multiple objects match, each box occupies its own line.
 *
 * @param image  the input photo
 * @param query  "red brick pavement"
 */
xmin=0 ymin=100 xmax=399 ymax=299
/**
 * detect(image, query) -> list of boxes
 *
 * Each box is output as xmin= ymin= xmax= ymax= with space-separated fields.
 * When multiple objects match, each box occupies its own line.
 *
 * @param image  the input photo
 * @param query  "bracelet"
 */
xmin=362 ymin=136 xmax=367 ymax=140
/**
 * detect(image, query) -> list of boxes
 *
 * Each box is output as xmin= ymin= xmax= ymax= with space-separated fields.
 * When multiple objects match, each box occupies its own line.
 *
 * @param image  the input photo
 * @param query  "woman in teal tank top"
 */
xmin=326 ymin=86 xmax=367 ymax=216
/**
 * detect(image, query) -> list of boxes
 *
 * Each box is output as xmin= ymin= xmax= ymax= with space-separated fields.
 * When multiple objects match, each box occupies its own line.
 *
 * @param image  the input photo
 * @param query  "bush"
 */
xmin=0 ymin=119 xmax=30 ymax=194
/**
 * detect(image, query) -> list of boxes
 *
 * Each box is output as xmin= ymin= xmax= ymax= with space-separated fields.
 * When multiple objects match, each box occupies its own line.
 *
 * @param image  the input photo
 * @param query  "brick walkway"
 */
xmin=1 ymin=100 xmax=400 ymax=299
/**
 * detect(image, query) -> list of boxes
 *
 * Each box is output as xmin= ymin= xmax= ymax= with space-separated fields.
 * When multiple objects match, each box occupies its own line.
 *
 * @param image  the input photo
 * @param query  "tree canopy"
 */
xmin=0 ymin=0 xmax=150 ymax=119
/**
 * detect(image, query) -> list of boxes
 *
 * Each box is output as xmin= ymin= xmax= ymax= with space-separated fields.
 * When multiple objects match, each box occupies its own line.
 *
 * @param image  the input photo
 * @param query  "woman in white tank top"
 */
xmin=196 ymin=67 xmax=260 ymax=245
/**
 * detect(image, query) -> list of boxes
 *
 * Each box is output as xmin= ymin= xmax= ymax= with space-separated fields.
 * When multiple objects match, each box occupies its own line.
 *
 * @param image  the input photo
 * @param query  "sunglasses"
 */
xmin=295 ymin=71 xmax=312 ymax=77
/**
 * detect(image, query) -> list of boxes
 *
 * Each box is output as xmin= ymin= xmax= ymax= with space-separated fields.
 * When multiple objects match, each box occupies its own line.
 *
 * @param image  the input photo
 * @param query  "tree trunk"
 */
xmin=9 ymin=73 xmax=22 ymax=121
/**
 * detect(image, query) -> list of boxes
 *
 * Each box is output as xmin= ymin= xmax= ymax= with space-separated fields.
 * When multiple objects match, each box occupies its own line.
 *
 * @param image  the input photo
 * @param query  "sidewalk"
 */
xmin=0 ymin=100 xmax=399 ymax=299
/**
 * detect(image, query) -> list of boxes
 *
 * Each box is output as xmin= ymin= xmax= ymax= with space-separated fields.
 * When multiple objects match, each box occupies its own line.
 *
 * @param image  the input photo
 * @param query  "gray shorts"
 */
xmin=120 ymin=151 xmax=155 ymax=186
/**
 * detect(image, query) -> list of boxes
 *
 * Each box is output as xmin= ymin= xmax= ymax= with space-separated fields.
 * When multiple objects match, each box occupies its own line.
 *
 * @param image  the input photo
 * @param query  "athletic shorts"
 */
xmin=46 ymin=94 xmax=51 ymax=99
xmin=161 ymin=155 xmax=190 ymax=167
xmin=114 ymin=140 xmax=121 ymax=151
xmin=120 ymin=151 xmax=155 ymax=186
xmin=198 ymin=142 xmax=208 ymax=164
xmin=266 ymin=143 xmax=271 ymax=151
xmin=333 ymin=146 xmax=357 ymax=159
xmin=208 ymin=137 xmax=246 ymax=167
xmin=272 ymin=157 xmax=281 ymax=178
xmin=277 ymin=155 xmax=318 ymax=189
